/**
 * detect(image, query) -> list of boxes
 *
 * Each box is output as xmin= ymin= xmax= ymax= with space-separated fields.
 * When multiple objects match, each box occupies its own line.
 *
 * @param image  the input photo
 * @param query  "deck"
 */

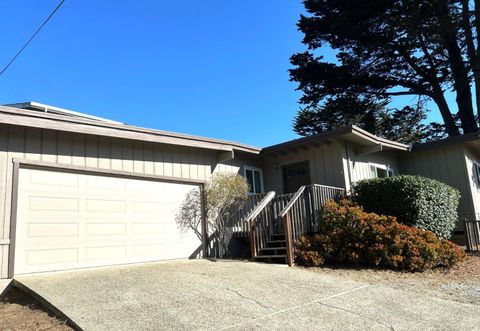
xmin=225 ymin=184 xmax=346 ymax=264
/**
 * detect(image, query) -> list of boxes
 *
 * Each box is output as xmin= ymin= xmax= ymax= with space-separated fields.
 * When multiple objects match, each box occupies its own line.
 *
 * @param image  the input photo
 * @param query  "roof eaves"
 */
xmin=261 ymin=126 xmax=352 ymax=153
xmin=0 ymin=106 xmax=261 ymax=154
xmin=412 ymin=131 xmax=480 ymax=152
xmin=5 ymin=102 xmax=124 ymax=125
xmin=262 ymin=125 xmax=410 ymax=153
xmin=350 ymin=125 xmax=411 ymax=151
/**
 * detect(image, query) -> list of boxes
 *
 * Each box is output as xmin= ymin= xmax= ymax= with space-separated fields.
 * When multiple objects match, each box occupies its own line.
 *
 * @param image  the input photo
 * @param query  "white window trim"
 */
xmin=369 ymin=163 xmax=394 ymax=178
xmin=473 ymin=161 xmax=480 ymax=188
xmin=244 ymin=166 xmax=264 ymax=194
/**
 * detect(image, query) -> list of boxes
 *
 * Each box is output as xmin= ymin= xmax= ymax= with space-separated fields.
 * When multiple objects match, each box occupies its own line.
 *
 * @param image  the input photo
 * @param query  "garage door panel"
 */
xmin=27 ymin=222 xmax=79 ymax=238
xmin=127 ymin=179 xmax=166 ymax=192
xmin=26 ymin=248 xmax=79 ymax=267
xmin=131 ymin=222 xmax=165 ymax=235
xmin=131 ymin=243 xmax=167 ymax=260
xmin=85 ymin=199 xmax=127 ymax=213
xmin=85 ymin=176 xmax=126 ymax=191
xmin=130 ymin=201 xmax=164 ymax=213
xmin=84 ymin=223 xmax=127 ymax=236
xmin=28 ymin=170 xmax=80 ymax=188
xmin=14 ymin=168 xmax=203 ymax=275
xmin=84 ymin=245 xmax=127 ymax=261
xmin=27 ymin=196 xmax=80 ymax=212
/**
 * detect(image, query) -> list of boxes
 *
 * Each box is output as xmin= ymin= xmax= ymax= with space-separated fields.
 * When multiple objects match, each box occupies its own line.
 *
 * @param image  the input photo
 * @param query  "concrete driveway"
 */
xmin=14 ymin=260 xmax=480 ymax=330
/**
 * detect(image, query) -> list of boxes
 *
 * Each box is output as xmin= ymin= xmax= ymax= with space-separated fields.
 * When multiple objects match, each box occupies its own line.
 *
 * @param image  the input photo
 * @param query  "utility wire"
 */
xmin=0 ymin=0 xmax=66 ymax=77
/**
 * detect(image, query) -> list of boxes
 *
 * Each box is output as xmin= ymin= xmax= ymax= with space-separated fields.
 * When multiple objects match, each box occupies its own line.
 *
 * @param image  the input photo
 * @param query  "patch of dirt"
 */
xmin=302 ymin=254 xmax=480 ymax=305
xmin=0 ymin=286 xmax=73 ymax=331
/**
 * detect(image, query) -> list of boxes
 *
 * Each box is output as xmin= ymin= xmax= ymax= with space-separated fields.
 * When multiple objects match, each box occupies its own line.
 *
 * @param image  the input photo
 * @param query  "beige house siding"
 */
xmin=463 ymin=146 xmax=480 ymax=220
xmin=263 ymin=142 xmax=346 ymax=193
xmin=399 ymin=145 xmax=473 ymax=225
xmin=214 ymin=152 xmax=263 ymax=176
xmin=0 ymin=124 xmax=253 ymax=278
xmin=348 ymin=148 xmax=401 ymax=184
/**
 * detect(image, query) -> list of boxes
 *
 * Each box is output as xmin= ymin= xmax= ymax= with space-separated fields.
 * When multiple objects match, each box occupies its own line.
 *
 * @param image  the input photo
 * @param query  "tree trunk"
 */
xmin=462 ymin=0 xmax=480 ymax=127
xmin=444 ymin=37 xmax=477 ymax=133
xmin=474 ymin=0 xmax=480 ymax=126
xmin=431 ymin=87 xmax=461 ymax=136
xmin=439 ymin=1 xmax=478 ymax=133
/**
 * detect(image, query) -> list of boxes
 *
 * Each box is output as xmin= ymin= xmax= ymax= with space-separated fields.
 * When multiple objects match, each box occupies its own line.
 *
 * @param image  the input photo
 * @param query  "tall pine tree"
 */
xmin=290 ymin=0 xmax=480 ymax=140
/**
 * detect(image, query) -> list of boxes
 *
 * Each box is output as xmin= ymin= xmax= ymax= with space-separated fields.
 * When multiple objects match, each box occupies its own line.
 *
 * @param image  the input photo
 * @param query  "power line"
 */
xmin=0 ymin=0 xmax=66 ymax=77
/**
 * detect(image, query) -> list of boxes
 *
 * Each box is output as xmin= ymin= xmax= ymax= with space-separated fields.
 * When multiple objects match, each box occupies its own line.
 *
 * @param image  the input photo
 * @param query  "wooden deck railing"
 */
xmin=228 ymin=192 xmax=268 ymax=237
xmin=307 ymin=184 xmax=346 ymax=232
xmin=245 ymin=191 xmax=276 ymax=258
xmin=281 ymin=184 xmax=346 ymax=265
xmin=465 ymin=219 xmax=480 ymax=251
xmin=280 ymin=186 xmax=307 ymax=265
xmin=223 ymin=183 xmax=345 ymax=263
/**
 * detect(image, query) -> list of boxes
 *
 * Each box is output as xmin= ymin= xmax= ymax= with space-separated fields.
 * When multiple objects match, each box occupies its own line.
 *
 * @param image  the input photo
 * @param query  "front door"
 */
xmin=282 ymin=161 xmax=311 ymax=194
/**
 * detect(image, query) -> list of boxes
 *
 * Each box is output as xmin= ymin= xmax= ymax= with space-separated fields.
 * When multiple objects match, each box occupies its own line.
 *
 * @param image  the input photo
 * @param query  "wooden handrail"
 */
xmin=280 ymin=186 xmax=306 ymax=217
xmin=312 ymin=183 xmax=345 ymax=190
xmin=244 ymin=191 xmax=276 ymax=223
xmin=284 ymin=212 xmax=294 ymax=266
xmin=280 ymin=186 xmax=308 ymax=266
xmin=246 ymin=191 xmax=276 ymax=259
xmin=225 ymin=192 xmax=268 ymax=238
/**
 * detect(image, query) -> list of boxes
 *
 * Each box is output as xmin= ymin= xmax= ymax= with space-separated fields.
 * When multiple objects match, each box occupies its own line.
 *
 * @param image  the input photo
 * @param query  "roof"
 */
xmin=0 ymin=104 xmax=261 ymax=154
xmin=262 ymin=125 xmax=410 ymax=154
xmin=412 ymin=131 xmax=480 ymax=152
xmin=0 ymin=102 xmax=412 ymax=156
xmin=5 ymin=102 xmax=124 ymax=125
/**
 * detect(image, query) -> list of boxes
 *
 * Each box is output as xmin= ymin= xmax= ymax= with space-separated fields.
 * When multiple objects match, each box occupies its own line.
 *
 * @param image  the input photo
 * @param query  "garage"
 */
xmin=13 ymin=167 xmax=203 ymax=275
xmin=0 ymin=104 xmax=261 ymax=279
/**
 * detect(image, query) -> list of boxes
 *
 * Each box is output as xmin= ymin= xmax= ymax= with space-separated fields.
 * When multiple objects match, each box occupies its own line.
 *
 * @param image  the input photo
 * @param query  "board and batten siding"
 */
xmin=263 ymin=142 xmax=346 ymax=193
xmin=0 ymin=124 xmax=250 ymax=278
xmin=348 ymin=149 xmax=401 ymax=184
xmin=399 ymin=145 xmax=473 ymax=225
xmin=463 ymin=145 xmax=480 ymax=220
xmin=213 ymin=151 xmax=263 ymax=177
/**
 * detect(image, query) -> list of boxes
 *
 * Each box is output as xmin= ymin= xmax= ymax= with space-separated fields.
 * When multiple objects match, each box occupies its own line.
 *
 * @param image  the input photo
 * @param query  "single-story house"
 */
xmin=402 ymin=133 xmax=480 ymax=222
xmin=0 ymin=102 xmax=478 ymax=278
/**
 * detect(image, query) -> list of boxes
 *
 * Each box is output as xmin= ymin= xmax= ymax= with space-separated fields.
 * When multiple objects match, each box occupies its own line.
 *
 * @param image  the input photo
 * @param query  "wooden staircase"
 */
xmin=254 ymin=233 xmax=288 ymax=263
xmin=242 ymin=184 xmax=346 ymax=265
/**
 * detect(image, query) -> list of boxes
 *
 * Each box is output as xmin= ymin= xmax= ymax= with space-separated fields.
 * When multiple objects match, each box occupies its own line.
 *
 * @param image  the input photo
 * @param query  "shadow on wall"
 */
xmin=175 ymin=188 xmax=251 ymax=259
xmin=174 ymin=188 xmax=207 ymax=258
xmin=175 ymin=188 xmax=203 ymax=241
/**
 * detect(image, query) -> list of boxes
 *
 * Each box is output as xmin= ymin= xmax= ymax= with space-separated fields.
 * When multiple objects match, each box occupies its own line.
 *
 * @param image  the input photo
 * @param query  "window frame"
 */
xmin=369 ymin=163 xmax=394 ymax=179
xmin=244 ymin=166 xmax=264 ymax=194
xmin=474 ymin=161 xmax=480 ymax=188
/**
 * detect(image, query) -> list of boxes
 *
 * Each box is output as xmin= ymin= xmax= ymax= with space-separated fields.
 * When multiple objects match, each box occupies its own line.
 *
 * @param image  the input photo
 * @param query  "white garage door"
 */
xmin=14 ymin=167 xmax=203 ymax=275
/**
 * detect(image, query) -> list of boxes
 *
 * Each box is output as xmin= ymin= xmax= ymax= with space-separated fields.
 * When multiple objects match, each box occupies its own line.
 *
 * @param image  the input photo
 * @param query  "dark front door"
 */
xmin=282 ymin=161 xmax=311 ymax=194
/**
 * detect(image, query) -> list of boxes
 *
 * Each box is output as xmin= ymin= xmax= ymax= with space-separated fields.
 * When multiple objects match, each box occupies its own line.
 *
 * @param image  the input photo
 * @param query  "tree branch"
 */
xmin=353 ymin=89 xmax=431 ymax=97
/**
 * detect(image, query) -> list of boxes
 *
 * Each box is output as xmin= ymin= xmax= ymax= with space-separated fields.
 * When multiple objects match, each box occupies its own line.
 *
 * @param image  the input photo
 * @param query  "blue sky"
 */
xmin=0 ymin=1 xmax=447 ymax=147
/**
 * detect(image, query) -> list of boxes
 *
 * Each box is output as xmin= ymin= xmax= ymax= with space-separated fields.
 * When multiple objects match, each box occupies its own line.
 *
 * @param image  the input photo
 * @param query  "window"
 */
xmin=244 ymin=166 xmax=264 ymax=194
xmin=370 ymin=164 xmax=394 ymax=179
xmin=474 ymin=162 xmax=480 ymax=186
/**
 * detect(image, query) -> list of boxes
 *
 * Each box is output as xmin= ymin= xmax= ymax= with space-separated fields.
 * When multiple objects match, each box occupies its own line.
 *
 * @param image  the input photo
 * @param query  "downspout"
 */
xmin=344 ymin=141 xmax=353 ymax=193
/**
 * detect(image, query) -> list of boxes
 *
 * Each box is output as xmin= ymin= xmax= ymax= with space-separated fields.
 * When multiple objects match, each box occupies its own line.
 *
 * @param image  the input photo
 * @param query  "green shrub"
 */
xmin=295 ymin=200 xmax=465 ymax=271
xmin=353 ymin=175 xmax=460 ymax=240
